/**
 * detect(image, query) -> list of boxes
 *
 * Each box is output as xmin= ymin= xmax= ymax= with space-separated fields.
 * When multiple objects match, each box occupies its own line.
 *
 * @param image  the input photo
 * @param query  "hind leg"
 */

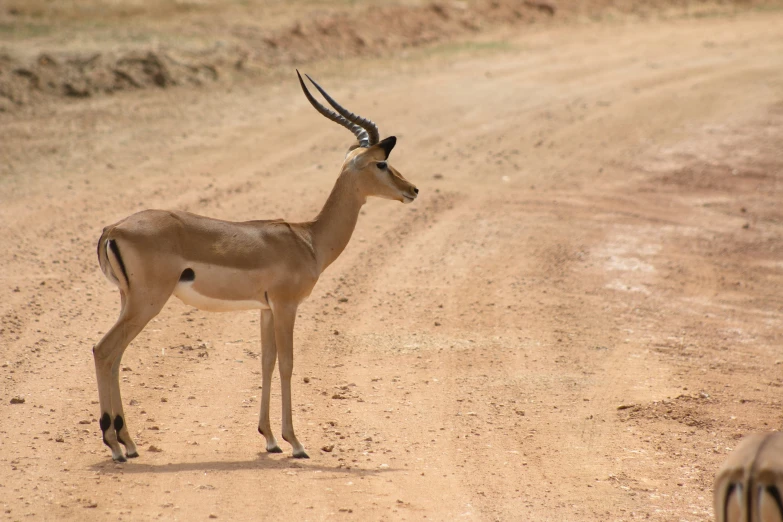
xmin=93 ymin=290 xmax=168 ymax=461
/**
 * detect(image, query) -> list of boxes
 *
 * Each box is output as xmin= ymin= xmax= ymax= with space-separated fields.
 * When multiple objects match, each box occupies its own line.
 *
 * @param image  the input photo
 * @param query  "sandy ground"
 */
xmin=2 ymin=7 xmax=783 ymax=522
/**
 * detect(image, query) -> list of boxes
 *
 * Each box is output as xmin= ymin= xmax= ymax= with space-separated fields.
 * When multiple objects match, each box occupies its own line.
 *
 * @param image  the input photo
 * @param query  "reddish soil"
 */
xmin=1 ymin=2 xmax=783 ymax=521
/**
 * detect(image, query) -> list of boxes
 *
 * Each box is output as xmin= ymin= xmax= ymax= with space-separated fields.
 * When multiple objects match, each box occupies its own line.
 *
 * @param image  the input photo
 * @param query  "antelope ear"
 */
xmin=376 ymin=136 xmax=396 ymax=159
xmin=345 ymin=142 xmax=362 ymax=158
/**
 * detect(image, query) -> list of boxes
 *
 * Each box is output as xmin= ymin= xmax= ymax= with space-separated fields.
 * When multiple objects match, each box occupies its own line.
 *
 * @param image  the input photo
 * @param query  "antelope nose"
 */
xmin=413 ymin=187 xmax=419 ymax=194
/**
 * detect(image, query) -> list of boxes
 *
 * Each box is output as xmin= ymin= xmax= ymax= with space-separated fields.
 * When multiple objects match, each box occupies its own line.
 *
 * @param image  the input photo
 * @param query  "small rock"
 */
xmin=338 ymin=297 xmax=348 ymax=303
xmin=433 ymin=174 xmax=444 ymax=180
xmin=303 ymin=377 xmax=310 ymax=384
xmin=148 ymin=445 xmax=163 ymax=452
xmin=10 ymin=397 xmax=25 ymax=404
xmin=434 ymin=321 xmax=441 ymax=326
xmin=55 ymin=435 xmax=64 ymax=442
xmin=321 ymin=445 xmax=334 ymax=453
xmin=332 ymin=394 xmax=347 ymax=400
xmin=617 ymin=404 xmax=635 ymax=410
xmin=78 ymin=420 xmax=91 ymax=425
xmin=209 ymin=515 xmax=218 ymax=519
xmin=333 ymin=330 xmax=340 ymax=335
xmin=161 ymin=398 xmax=168 ymax=403
xmin=129 ymin=399 xmax=139 ymax=406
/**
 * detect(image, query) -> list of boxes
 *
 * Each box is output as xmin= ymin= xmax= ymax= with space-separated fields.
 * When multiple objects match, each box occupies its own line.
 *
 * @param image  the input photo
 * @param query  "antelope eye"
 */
xmin=377 ymin=161 xmax=387 ymax=170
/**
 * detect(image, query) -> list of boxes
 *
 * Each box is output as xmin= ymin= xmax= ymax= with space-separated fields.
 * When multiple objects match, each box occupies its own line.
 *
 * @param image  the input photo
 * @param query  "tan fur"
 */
xmin=92 ymin=92 xmax=418 ymax=461
xmin=715 ymin=432 xmax=783 ymax=522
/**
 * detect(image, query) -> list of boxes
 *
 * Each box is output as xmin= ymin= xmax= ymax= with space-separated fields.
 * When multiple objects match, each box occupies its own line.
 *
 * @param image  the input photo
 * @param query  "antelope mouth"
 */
xmin=402 ymin=193 xmax=416 ymax=203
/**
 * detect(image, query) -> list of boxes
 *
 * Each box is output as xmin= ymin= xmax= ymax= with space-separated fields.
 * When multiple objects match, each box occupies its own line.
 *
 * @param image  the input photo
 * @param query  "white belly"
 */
xmin=173 ymin=282 xmax=269 ymax=312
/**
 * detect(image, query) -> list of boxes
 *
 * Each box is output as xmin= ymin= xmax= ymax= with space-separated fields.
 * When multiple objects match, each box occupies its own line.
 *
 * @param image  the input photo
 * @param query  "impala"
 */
xmin=715 ymin=432 xmax=783 ymax=522
xmin=92 ymin=71 xmax=418 ymax=461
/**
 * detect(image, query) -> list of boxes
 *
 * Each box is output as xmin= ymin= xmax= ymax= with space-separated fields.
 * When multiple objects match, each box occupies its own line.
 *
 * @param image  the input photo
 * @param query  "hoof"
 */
xmin=126 ymin=451 xmax=139 ymax=459
xmin=293 ymin=450 xmax=310 ymax=459
xmin=267 ymin=446 xmax=283 ymax=454
xmin=113 ymin=454 xmax=127 ymax=463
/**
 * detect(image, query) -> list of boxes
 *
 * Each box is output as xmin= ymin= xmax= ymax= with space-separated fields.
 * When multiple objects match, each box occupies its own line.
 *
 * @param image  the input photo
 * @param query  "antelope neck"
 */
xmin=309 ymin=172 xmax=365 ymax=273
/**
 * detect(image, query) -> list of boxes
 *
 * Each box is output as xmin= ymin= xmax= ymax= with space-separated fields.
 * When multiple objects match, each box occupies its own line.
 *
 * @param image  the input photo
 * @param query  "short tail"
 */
xmin=97 ymin=228 xmax=130 ymax=291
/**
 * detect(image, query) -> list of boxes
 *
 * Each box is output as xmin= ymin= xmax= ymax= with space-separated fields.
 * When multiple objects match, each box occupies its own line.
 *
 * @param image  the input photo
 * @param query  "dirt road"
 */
xmin=2 ymin=9 xmax=783 ymax=521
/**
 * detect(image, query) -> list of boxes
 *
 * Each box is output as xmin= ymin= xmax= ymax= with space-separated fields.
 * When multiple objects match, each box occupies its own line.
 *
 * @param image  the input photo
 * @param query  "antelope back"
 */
xmin=715 ymin=433 xmax=783 ymax=522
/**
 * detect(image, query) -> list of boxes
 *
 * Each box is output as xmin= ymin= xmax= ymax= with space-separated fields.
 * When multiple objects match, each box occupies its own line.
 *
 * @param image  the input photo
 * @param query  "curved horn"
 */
xmin=305 ymin=73 xmax=381 ymax=147
xmin=297 ymin=70 xmax=370 ymax=147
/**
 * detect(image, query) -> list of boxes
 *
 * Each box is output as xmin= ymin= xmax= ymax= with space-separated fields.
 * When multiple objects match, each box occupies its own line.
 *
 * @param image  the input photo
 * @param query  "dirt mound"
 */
xmin=618 ymin=394 xmax=716 ymax=430
xmin=0 ymin=0 xmax=769 ymax=108
xmin=0 ymin=48 xmax=235 ymax=106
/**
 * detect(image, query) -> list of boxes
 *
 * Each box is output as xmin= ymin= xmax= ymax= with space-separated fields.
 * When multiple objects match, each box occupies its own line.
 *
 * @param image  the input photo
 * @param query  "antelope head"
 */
xmin=297 ymin=70 xmax=419 ymax=204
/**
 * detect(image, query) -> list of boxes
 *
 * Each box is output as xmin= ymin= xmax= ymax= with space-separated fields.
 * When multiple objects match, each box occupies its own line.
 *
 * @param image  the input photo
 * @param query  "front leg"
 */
xmin=257 ymin=309 xmax=282 ymax=453
xmin=271 ymin=302 xmax=308 ymax=459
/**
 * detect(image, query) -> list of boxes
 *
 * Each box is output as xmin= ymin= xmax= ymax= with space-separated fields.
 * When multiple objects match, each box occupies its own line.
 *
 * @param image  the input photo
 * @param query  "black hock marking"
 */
xmin=180 ymin=268 xmax=195 ymax=282
xmin=108 ymin=239 xmax=130 ymax=288
xmin=100 ymin=413 xmax=112 ymax=448
xmin=114 ymin=415 xmax=126 ymax=445
xmin=100 ymin=413 xmax=112 ymax=433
